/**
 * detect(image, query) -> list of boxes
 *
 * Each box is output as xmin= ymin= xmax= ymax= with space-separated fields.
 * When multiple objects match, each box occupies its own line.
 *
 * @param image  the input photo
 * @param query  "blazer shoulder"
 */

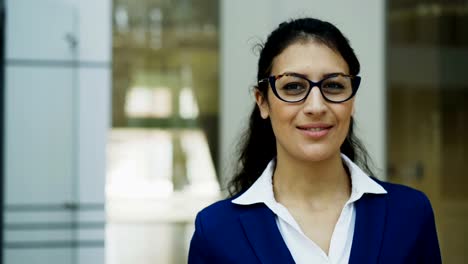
xmin=195 ymin=195 xmax=246 ymax=229
xmin=367 ymin=179 xmax=441 ymax=263
xmin=195 ymin=193 xmax=269 ymax=235
xmin=197 ymin=195 xmax=241 ymax=218
xmin=373 ymin=177 xmax=426 ymax=197
xmin=192 ymin=195 xmax=266 ymax=254
xmin=189 ymin=197 xmax=253 ymax=262
xmin=371 ymin=178 xmax=433 ymax=215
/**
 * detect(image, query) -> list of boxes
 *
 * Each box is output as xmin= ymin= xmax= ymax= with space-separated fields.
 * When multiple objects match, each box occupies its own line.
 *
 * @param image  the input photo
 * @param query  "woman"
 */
xmin=188 ymin=18 xmax=441 ymax=264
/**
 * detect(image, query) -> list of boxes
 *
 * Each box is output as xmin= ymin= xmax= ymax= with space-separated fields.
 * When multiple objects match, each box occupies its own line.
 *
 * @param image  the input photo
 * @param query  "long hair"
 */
xmin=228 ymin=18 xmax=374 ymax=196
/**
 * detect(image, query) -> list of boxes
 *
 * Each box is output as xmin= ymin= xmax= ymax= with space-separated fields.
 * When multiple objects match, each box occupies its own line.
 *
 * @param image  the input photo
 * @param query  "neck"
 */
xmin=273 ymin=152 xmax=351 ymax=208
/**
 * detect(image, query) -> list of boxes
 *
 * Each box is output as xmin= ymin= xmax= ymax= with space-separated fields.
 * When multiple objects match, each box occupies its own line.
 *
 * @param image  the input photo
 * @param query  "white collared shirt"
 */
xmin=232 ymin=154 xmax=387 ymax=264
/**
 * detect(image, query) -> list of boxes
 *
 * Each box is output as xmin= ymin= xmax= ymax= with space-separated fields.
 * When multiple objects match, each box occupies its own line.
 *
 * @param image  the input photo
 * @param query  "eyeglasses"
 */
xmin=258 ymin=72 xmax=361 ymax=103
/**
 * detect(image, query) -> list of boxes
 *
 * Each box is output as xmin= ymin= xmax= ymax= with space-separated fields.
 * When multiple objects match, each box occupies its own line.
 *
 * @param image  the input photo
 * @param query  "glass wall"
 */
xmin=3 ymin=1 xmax=110 ymax=263
xmin=107 ymin=0 xmax=220 ymax=263
xmin=387 ymin=1 xmax=468 ymax=263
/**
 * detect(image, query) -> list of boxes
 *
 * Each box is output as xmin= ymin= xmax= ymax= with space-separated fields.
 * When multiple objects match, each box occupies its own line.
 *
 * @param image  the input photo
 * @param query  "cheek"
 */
xmin=268 ymin=101 xmax=297 ymax=126
xmin=335 ymin=104 xmax=354 ymax=133
xmin=266 ymin=103 xmax=298 ymax=140
xmin=341 ymin=106 xmax=353 ymax=121
xmin=338 ymin=99 xmax=354 ymax=118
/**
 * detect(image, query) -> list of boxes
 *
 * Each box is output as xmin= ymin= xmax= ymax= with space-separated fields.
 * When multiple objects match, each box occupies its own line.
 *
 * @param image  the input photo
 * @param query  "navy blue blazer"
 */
xmin=188 ymin=179 xmax=442 ymax=264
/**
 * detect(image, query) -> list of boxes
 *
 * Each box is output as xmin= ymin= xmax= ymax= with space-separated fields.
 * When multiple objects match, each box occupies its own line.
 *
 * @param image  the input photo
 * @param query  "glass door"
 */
xmin=107 ymin=1 xmax=220 ymax=263
xmin=3 ymin=1 xmax=79 ymax=263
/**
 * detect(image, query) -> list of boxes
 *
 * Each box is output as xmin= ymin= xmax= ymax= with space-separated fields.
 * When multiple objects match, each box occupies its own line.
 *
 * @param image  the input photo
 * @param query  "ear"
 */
xmin=254 ymin=89 xmax=270 ymax=119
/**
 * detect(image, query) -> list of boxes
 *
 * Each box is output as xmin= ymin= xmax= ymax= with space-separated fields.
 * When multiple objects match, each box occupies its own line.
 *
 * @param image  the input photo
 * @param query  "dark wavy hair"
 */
xmin=228 ymin=18 xmax=374 ymax=196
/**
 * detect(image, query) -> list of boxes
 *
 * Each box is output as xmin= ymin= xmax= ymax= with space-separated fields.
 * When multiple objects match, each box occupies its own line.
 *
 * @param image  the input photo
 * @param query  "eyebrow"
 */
xmin=281 ymin=71 xmax=347 ymax=79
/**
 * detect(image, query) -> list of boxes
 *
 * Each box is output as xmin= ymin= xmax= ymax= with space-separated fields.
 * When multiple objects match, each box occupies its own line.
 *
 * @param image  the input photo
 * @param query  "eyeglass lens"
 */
xmin=274 ymin=74 xmax=354 ymax=102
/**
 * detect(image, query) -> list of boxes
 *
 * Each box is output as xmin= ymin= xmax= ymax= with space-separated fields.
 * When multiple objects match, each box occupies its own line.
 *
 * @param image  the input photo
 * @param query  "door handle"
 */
xmin=64 ymin=33 xmax=78 ymax=50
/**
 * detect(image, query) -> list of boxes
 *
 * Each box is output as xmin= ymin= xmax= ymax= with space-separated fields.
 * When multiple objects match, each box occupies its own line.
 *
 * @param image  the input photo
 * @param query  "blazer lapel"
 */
xmin=349 ymin=193 xmax=388 ymax=264
xmin=239 ymin=205 xmax=295 ymax=264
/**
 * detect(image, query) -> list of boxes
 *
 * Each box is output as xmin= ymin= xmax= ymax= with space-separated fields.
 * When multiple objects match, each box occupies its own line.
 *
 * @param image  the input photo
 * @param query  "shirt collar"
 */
xmin=232 ymin=159 xmax=277 ymax=206
xmin=232 ymin=153 xmax=387 ymax=206
xmin=341 ymin=154 xmax=387 ymax=203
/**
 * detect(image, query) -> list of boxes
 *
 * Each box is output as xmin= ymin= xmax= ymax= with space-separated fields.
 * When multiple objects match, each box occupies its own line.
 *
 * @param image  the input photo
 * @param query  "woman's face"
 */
xmin=255 ymin=40 xmax=355 ymax=163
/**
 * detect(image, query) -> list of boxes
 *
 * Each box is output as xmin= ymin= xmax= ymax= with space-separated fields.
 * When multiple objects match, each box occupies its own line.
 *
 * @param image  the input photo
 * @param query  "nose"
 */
xmin=302 ymin=86 xmax=327 ymax=115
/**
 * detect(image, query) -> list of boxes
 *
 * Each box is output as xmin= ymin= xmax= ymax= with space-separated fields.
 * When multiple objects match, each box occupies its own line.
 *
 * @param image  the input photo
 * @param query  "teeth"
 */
xmin=306 ymin=127 xmax=325 ymax=131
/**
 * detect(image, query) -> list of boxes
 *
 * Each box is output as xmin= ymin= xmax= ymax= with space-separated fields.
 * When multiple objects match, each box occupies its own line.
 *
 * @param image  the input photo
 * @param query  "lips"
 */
xmin=297 ymin=124 xmax=333 ymax=130
xmin=301 ymin=127 xmax=328 ymax=132
xmin=297 ymin=123 xmax=333 ymax=139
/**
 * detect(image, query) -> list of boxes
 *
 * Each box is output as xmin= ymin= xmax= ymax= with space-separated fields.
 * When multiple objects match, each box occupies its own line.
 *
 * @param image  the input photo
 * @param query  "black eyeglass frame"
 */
xmin=258 ymin=73 xmax=361 ymax=103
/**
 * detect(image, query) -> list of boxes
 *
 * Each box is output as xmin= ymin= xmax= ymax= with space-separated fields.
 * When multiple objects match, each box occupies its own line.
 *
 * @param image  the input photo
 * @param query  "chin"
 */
xmin=298 ymin=147 xmax=340 ymax=163
xmin=277 ymin=140 xmax=341 ymax=164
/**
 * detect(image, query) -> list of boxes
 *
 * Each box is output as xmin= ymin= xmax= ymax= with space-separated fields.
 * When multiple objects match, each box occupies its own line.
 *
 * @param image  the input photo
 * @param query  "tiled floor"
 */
xmin=105 ymin=195 xmax=220 ymax=264
xmin=106 ymin=220 xmax=194 ymax=264
xmin=105 ymin=129 xmax=220 ymax=264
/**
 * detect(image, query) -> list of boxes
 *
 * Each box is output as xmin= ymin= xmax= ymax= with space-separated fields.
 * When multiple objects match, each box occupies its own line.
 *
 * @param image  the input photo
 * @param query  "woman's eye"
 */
xmin=323 ymin=82 xmax=344 ymax=89
xmin=282 ymin=83 xmax=306 ymax=91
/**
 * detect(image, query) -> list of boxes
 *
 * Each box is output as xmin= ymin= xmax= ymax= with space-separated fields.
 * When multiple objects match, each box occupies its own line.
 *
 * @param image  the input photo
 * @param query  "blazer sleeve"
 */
xmin=418 ymin=194 xmax=442 ymax=263
xmin=188 ymin=213 xmax=210 ymax=264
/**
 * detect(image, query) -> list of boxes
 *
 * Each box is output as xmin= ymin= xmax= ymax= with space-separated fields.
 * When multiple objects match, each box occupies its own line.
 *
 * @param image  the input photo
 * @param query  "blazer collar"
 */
xmin=349 ymin=192 xmax=388 ymax=264
xmin=236 ymin=179 xmax=388 ymax=264
xmin=239 ymin=204 xmax=295 ymax=264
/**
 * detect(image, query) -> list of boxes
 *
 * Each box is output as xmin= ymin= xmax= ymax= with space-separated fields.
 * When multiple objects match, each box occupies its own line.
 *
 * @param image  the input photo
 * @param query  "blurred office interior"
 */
xmin=1 ymin=0 xmax=467 ymax=263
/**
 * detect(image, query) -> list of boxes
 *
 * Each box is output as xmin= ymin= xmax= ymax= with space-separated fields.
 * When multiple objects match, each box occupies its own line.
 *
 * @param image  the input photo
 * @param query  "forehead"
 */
xmin=271 ymin=41 xmax=349 ymax=77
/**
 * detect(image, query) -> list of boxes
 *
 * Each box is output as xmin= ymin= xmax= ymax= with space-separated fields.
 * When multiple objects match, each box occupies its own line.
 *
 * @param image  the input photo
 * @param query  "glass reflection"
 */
xmin=387 ymin=1 xmax=468 ymax=263
xmin=108 ymin=0 xmax=219 ymax=263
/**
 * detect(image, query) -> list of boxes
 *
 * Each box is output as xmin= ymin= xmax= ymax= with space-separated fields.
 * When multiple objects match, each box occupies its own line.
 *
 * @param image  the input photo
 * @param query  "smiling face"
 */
xmin=255 ymin=40 xmax=355 ymax=163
